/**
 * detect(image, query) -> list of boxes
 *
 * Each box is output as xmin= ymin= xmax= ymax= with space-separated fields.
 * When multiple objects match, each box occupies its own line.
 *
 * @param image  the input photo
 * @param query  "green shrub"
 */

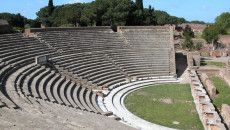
xmin=194 ymin=43 xmax=203 ymax=50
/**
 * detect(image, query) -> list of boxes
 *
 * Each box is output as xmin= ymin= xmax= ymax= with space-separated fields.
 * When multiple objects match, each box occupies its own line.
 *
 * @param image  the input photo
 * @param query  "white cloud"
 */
xmin=202 ymin=5 xmax=208 ymax=11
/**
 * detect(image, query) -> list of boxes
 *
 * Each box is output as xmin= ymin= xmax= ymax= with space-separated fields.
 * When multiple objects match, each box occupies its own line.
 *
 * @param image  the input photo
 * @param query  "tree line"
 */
xmin=0 ymin=0 xmax=189 ymax=30
xmin=202 ymin=12 xmax=230 ymax=49
xmin=37 ymin=0 xmax=187 ymax=28
xmin=0 ymin=13 xmax=40 ymax=30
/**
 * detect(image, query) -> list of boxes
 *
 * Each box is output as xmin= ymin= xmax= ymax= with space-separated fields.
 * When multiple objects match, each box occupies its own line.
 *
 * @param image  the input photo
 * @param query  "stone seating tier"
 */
xmin=0 ymin=26 xmax=175 ymax=129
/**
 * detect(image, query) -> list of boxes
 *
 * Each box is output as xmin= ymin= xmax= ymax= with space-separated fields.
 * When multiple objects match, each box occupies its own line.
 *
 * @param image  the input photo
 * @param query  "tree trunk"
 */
xmin=212 ymin=40 xmax=215 ymax=50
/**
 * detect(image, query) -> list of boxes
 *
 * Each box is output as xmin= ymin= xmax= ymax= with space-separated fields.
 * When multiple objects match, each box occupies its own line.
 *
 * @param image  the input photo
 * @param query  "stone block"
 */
xmin=219 ymin=69 xmax=230 ymax=87
xmin=200 ymin=73 xmax=216 ymax=99
xmin=221 ymin=104 xmax=230 ymax=129
xmin=35 ymin=55 xmax=49 ymax=65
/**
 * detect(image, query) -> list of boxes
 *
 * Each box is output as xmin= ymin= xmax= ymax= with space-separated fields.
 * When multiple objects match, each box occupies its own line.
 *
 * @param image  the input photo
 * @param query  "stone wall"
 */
xmin=221 ymin=104 xmax=230 ymax=129
xmin=25 ymin=26 xmax=111 ymax=33
xmin=187 ymin=51 xmax=201 ymax=68
xmin=187 ymin=53 xmax=193 ymax=68
xmin=190 ymin=70 xmax=226 ymax=130
xmin=24 ymin=26 xmax=112 ymax=37
xmin=117 ymin=26 xmax=170 ymax=32
xmin=199 ymin=73 xmax=216 ymax=99
xmin=210 ymin=50 xmax=230 ymax=57
xmin=0 ymin=25 xmax=11 ymax=34
xmin=219 ymin=69 xmax=230 ymax=87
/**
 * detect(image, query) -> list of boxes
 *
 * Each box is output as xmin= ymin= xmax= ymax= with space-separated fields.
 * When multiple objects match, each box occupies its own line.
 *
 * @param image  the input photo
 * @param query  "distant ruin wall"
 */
xmin=187 ymin=51 xmax=201 ymax=68
xmin=199 ymin=73 xmax=216 ymax=99
xmin=221 ymin=104 xmax=230 ymax=129
xmin=210 ymin=50 xmax=229 ymax=57
xmin=24 ymin=29 xmax=37 ymax=37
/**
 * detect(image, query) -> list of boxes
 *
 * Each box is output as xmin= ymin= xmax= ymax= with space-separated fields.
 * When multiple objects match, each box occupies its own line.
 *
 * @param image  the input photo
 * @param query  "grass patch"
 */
xmin=194 ymin=33 xmax=203 ymax=38
xmin=124 ymin=84 xmax=203 ymax=130
xmin=210 ymin=76 xmax=230 ymax=110
xmin=200 ymin=52 xmax=210 ymax=57
xmin=201 ymin=61 xmax=226 ymax=68
xmin=227 ymin=29 xmax=230 ymax=35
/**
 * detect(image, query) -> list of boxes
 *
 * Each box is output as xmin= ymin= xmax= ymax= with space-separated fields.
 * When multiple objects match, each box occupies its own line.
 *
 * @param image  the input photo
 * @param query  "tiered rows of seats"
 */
xmin=121 ymin=27 xmax=171 ymax=49
xmin=32 ymin=26 xmax=175 ymax=86
xmin=0 ymin=33 xmax=104 ymax=115
xmin=13 ymin=64 xmax=103 ymax=113
xmin=51 ymin=53 xmax=127 ymax=88
xmin=35 ymin=27 xmax=128 ymax=53
xmin=0 ymin=33 xmax=55 ymax=108
xmin=106 ymin=49 xmax=171 ymax=78
xmin=113 ymin=26 xmax=175 ymax=78
xmin=0 ymin=26 xmax=176 ymax=129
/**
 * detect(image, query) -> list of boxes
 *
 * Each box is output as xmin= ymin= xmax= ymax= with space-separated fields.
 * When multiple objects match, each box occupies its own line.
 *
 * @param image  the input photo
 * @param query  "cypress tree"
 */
xmin=48 ymin=0 xmax=54 ymax=16
xmin=136 ymin=0 xmax=143 ymax=10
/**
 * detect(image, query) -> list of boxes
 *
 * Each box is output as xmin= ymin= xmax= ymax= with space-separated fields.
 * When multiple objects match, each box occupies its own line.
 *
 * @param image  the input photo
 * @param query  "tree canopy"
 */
xmin=154 ymin=10 xmax=185 ymax=25
xmin=0 ymin=13 xmax=41 ymax=29
xmin=0 ymin=13 xmax=26 ymax=28
xmin=183 ymin=25 xmax=194 ymax=38
xmin=190 ymin=20 xmax=206 ymax=24
xmin=182 ymin=25 xmax=197 ymax=50
xmin=202 ymin=12 xmax=230 ymax=49
xmin=0 ymin=0 xmax=189 ymax=30
xmin=48 ymin=0 xmax=54 ymax=16
xmin=215 ymin=12 xmax=230 ymax=34
xmin=136 ymin=0 xmax=143 ymax=10
xmin=35 ymin=0 xmax=187 ymax=27
xmin=202 ymin=25 xmax=219 ymax=44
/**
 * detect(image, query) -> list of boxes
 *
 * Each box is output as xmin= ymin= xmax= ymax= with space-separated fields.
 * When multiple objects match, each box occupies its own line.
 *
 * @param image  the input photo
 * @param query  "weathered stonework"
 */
xmin=219 ymin=69 xmax=230 ymax=87
xmin=35 ymin=55 xmax=49 ymax=65
xmin=189 ymin=70 xmax=226 ymax=130
xmin=187 ymin=51 xmax=201 ymax=68
xmin=221 ymin=104 xmax=230 ymax=129
xmin=199 ymin=73 xmax=216 ymax=99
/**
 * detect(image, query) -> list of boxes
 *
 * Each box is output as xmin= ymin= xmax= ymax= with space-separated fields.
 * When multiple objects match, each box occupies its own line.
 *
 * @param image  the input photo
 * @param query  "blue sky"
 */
xmin=0 ymin=0 xmax=229 ymax=23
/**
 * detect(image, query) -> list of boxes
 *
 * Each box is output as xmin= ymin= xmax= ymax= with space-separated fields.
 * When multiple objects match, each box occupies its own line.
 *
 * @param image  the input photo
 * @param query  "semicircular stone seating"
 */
xmin=51 ymin=53 xmax=127 ymax=88
xmin=14 ymin=64 xmax=104 ymax=114
xmin=0 ymin=33 xmax=105 ymax=115
xmin=0 ymin=26 xmax=177 ymax=129
xmin=103 ymin=78 xmax=179 ymax=130
xmin=0 ymin=33 xmax=55 ymax=108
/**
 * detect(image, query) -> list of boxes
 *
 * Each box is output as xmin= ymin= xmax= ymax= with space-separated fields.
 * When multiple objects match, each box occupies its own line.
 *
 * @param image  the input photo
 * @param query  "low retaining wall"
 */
xmin=197 ymin=69 xmax=220 ymax=76
xmin=210 ymin=50 xmax=229 ymax=57
xmin=221 ymin=104 xmax=230 ymax=129
xmin=199 ymin=73 xmax=216 ymax=99
xmin=189 ymin=70 xmax=226 ymax=130
xmin=24 ymin=26 xmax=112 ymax=37
xmin=219 ymin=69 xmax=230 ymax=87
